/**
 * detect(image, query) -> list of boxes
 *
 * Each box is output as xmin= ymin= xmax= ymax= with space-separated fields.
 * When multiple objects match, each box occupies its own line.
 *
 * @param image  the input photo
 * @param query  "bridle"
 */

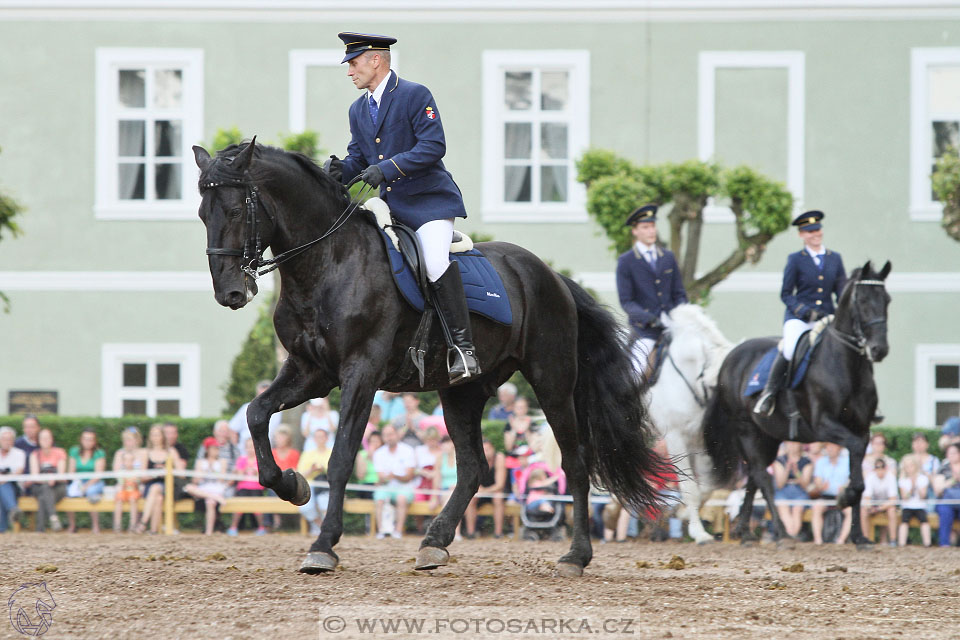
xmin=202 ymin=173 xmax=372 ymax=280
xmin=828 ymin=279 xmax=888 ymax=362
xmin=664 ymin=332 xmax=711 ymax=408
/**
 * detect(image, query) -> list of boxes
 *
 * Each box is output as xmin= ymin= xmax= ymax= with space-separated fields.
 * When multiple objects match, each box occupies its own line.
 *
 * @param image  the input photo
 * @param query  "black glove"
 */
xmin=360 ymin=164 xmax=385 ymax=187
xmin=322 ymin=155 xmax=342 ymax=182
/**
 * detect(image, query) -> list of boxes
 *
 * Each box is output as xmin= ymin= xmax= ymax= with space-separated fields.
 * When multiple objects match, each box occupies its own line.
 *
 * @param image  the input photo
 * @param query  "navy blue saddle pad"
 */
xmin=378 ymin=228 xmax=512 ymax=326
xmin=743 ymin=339 xmax=815 ymax=397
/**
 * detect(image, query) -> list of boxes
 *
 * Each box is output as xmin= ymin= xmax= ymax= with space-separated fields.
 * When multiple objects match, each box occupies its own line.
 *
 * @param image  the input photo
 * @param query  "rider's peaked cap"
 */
xmin=338 ymin=32 xmax=397 ymax=63
xmin=625 ymin=204 xmax=658 ymax=226
xmin=792 ymin=210 xmax=824 ymax=231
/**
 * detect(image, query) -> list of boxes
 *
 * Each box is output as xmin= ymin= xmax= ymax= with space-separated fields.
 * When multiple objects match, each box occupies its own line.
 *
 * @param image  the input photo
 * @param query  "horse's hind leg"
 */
xmin=665 ymin=430 xmax=712 ymax=544
xmin=416 ymin=381 xmax=487 ymax=570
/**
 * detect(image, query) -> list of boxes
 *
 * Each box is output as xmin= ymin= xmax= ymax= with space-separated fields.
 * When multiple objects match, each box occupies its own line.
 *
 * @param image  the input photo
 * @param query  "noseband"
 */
xmin=201 ymin=172 xmax=370 ymax=280
xmin=829 ymin=279 xmax=887 ymax=361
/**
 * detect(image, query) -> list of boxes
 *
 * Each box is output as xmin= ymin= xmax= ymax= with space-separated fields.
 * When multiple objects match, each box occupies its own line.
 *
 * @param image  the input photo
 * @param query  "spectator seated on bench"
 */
xmin=898 ymin=456 xmax=932 ymax=547
xmin=0 ymin=426 xmax=26 ymax=534
xmin=228 ymin=438 xmax=267 ymax=536
xmin=27 ymin=428 xmax=67 ymax=533
xmin=65 ymin=428 xmax=106 ymax=534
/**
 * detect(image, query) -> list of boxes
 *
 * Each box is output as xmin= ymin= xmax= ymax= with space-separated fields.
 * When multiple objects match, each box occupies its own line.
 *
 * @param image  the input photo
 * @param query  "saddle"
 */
xmin=643 ymin=333 xmax=671 ymax=386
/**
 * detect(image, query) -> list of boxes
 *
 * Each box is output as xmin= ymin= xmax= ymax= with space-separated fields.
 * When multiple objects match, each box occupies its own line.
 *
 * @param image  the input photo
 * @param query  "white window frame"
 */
xmin=910 ymin=48 xmax=960 ymax=222
xmin=288 ymin=49 xmax=399 ymax=133
xmin=914 ymin=344 xmax=960 ymax=427
xmin=482 ymin=50 xmax=590 ymax=223
xmin=101 ymin=344 xmax=200 ymax=418
xmin=698 ymin=51 xmax=805 ymax=222
xmin=94 ymin=48 xmax=204 ymax=221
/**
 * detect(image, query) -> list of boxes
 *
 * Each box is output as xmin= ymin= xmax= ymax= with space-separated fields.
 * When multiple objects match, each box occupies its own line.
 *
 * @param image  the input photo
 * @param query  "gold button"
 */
xmin=386 ymin=187 xmax=392 ymax=192
xmin=655 ymin=279 xmax=660 ymax=284
xmin=815 ymin=300 xmax=822 ymax=305
xmin=817 ymin=287 xmax=823 ymax=292
xmin=375 ymin=137 xmax=381 ymax=143
xmin=818 ymin=275 xmax=824 ymax=280
xmin=378 ymin=154 xmax=384 ymax=159
xmin=657 ymin=292 xmax=662 ymax=296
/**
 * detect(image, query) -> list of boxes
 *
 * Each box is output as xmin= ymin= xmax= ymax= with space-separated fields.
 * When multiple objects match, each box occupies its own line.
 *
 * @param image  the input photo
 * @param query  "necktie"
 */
xmin=647 ymin=250 xmax=657 ymax=270
xmin=368 ymin=95 xmax=379 ymax=125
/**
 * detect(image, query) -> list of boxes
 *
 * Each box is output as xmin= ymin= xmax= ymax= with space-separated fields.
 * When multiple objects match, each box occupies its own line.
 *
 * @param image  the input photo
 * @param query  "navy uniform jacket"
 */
xmin=616 ymin=245 xmax=688 ymax=339
xmin=341 ymin=70 xmax=467 ymax=229
xmin=781 ymin=249 xmax=847 ymax=322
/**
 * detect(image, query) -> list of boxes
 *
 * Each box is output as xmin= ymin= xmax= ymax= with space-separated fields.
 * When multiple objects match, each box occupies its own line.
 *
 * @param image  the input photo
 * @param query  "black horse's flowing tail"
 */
xmin=702 ymin=387 xmax=740 ymax=487
xmin=561 ymin=276 xmax=672 ymax=515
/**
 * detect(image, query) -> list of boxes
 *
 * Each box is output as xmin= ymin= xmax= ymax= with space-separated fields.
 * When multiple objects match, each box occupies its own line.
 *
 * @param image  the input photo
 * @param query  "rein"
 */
xmin=828 ymin=279 xmax=887 ymax=362
xmin=203 ymin=174 xmax=372 ymax=279
xmin=665 ymin=344 xmax=709 ymax=408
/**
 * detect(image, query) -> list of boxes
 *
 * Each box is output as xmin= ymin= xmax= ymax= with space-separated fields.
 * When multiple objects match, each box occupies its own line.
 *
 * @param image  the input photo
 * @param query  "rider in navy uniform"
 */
xmin=754 ymin=210 xmax=847 ymax=415
xmin=615 ymin=205 xmax=688 ymax=372
xmin=324 ymin=33 xmax=479 ymax=383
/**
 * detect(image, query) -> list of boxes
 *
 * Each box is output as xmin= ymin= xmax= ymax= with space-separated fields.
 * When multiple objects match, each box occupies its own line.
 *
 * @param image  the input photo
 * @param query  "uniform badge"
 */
xmin=425 ymin=106 xmax=437 ymax=120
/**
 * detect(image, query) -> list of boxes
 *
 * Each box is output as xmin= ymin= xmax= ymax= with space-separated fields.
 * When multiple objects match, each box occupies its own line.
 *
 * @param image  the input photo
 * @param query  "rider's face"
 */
xmin=631 ymin=221 xmax=658 ymax=246
xmin=347 ymin=52 xmax=382 ymax=92
xmin=799 ymin=227 xmax=823 ymax=249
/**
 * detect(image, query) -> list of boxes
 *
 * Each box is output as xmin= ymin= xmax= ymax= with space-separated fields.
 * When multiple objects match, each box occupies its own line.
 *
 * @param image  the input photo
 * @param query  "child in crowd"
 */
xmin=184 ymin=437 xmax=230 ymax=535
xmin=898 ymin=456 xmax=932 ymax=547
xmin=861 ymin=458 xmax=898 ymax=545
xmin=228 ymin=438 xmax=266 ymax=536
xmin=112 ymin=450 xmax=142 ymax=534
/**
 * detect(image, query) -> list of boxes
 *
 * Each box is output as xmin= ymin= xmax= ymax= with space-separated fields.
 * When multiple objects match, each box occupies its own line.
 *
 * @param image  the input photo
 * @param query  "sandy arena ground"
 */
xmin=1 ymin=533 xmax=958 ymax=639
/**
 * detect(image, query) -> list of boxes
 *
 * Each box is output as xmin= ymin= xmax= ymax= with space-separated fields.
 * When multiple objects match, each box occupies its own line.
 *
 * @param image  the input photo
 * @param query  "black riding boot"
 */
xmin=753 ymin=352 xmax=789 ymax=416
xmin=430 ymin=263 xmax=481 ymax=383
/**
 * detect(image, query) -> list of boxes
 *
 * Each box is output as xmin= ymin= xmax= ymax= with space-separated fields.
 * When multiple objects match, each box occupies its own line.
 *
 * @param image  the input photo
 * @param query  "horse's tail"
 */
xmin=561 ymin=275 xmax=672 ymax=515
xmin=701 ymin=385 xmax=739 ymax=487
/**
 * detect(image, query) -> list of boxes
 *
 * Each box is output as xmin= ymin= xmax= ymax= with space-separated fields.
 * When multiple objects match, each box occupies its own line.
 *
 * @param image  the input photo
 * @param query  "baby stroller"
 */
xmin=515 ymin=460 xmax=567 ymax=541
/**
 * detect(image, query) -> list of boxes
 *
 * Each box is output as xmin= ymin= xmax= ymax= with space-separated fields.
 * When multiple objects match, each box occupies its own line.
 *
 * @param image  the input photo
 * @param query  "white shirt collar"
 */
xmin=635 ymin=241 xmax=657 ymax=255
xmin=368 ymin=71 xmax=391 ymax=106
xmin=805 ymin=245 xmax=825 ymax=258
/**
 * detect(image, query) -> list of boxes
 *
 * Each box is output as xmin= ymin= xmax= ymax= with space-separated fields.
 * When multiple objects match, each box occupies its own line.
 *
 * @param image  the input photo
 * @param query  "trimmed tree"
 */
xmin=577 ymin=149 xmax=794 ymax=301
xmin=0 ymin=144 xmax=25 ymax=311
xmin=932 ymin=147 xmax=960 ymax=242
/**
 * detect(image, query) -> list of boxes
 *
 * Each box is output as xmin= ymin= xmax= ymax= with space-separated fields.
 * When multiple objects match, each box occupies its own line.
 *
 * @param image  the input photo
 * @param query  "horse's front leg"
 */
xmin=665 ymin=431 xmax=712 ymax=544
xmin=248 ymin=357 xmax=330 ymax=505
xmin=837 ymin=431 xmax=871 ymax=548
xmin=300 ymin=374 xmax=377 ymax=574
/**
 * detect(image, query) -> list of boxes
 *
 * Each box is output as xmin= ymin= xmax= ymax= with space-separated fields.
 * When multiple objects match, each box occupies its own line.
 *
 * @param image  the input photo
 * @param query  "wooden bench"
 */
xmin=719 ymin=507 xmax=959 ymax=542
xmin=12 ymin=496 xmax=194 ymax=533
xmin=346 ymin=498 xmax=527 ymax=539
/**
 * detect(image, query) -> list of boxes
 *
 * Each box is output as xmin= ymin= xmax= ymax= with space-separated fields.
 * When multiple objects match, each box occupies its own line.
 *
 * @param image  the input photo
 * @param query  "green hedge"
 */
xmin=873 ymin=427 xmax=943 ymax=461
xmin=0 ymin=415 xmax=218 ymax=461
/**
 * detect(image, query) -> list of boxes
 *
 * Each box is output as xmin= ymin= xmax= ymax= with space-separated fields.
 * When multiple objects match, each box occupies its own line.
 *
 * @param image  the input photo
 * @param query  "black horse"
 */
xmin=703 ymin=260 xmax=891 ymax=547
xmin=192 ymin=140 xmax=668 ymax=575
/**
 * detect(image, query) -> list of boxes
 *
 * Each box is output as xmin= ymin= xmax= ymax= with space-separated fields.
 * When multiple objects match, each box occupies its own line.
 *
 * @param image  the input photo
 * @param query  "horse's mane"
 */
xmin=669 ymin=303 xmax=732 ymax=353
xmin=209 ymin=142 xmax=350 ymax=206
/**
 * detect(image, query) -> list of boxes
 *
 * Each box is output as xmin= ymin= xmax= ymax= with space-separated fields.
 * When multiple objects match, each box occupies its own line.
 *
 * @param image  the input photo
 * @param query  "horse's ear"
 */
xmin=861 ymin=260 xmax=873 ymax=278
xmin=233 ymin=135 xmax=258 ymax=172
xmin=192 ymin=145 xmax=212 ymax=170
xmin=878 ymin=260 xmax=892 ymax=280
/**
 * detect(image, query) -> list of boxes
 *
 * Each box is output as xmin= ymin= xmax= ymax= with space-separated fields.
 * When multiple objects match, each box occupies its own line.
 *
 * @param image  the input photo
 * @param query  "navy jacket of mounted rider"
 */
xmin=780 ymin=249 xmax=847 ymax=322
xmin=616 ymin=205 xmax=688 ymax=340
xmin=340 ymin=68 xmax=467 ymax=229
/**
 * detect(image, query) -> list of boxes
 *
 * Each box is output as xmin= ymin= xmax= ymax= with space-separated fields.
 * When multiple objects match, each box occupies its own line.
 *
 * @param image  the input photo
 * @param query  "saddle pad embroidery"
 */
xmin=743 ymin=340 xmax=817 ymax=397
xmin=378 ymin=228 xmax=513 ymax=326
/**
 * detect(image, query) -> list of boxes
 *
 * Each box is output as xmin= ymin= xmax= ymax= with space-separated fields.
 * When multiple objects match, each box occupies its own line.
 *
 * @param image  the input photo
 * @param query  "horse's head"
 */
xmin=192 ymin=139 xmax=272 ymax=309
xmin=665 ymin=304 xmax=733 ymax=389
xmin=838 ymin=260 xmax=892 ymax=362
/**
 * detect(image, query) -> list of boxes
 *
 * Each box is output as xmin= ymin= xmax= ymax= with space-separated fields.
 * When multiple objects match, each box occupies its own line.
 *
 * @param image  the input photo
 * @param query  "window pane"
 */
xmin=935 ymin=364 xmax=960 ymax=389
xmin=505 ymin=72 xmax=532 ymax=110
xmin=936 ymin=401 xmax=960 ymax=426
xmin=119 ymin=120 xmax=145 ymax=157
xmin=504 ymin=166 xmax=531 ymax=202
xmin=154 ymin=69 xmax=183 ymax=109
xmin=122 ymin=399 xmax=147 ymax=416
xmin=155 ymin=120 xmax=182 ymax=157
xmin=505 ymin=123 xmax=532 ymax=159
xmin=155 ymin=163 xmax=181 ymax=200
xmin=541 ymin=71 xmax=568 ymax=111
xmin=156 ymin=363 xmax=181 ymax=387
xmin=929 ymin=65 xmax=960 ymax=113
xmin=118 ymin=163 xmax=145 ymax=200
xmin=541 ymin=165 xmax=568 ymax=202
xmin=119 ymin=69 xmax=145 ymax=108
xmin=123 ymin=363 xmax=147 ymax=387
xmin=156 ymin=399 xmax=181 ymax=416
xmin=541 ymin=123 xmax=568 ymax=159
xmin=932 ymin=121 xmax=959 ymax=158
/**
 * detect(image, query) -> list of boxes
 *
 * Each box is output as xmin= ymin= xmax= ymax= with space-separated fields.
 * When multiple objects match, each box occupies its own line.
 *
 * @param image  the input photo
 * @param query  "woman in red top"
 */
xmin=269 ymin=425 xmax=300 ymax=530
xmin=28 ymin=428 xmax=67 ymax=532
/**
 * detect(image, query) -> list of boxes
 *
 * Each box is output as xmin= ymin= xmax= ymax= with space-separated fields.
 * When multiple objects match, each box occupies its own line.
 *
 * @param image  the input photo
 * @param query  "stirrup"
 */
xmin=753 ymin=391 xmax=776 ymax=417
xmin=446 ymin=346 xmax=480 ymax=383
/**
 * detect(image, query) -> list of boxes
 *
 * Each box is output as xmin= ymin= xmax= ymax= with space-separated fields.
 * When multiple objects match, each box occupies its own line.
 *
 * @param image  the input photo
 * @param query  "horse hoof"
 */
xmin=290 ymin=470 xmax=311 ymax=506
xmin=556 ymin=562 xmax=584 ymax=578
xmin=415 ymin=546 xmax=449 ymax=571
xmin=298 ymin=551 xmax=338 ymax=574
xmin=694 ymin=536 xmax=714 ymax=546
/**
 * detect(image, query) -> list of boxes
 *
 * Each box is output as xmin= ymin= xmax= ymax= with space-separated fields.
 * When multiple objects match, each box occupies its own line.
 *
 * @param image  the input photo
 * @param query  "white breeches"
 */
xmin=631 ymin=337 xmax=656 ymax=376
xmin=782 ymin=318 xmax=814 ymax=361
xmin=416 ymin=218 xmax=455 ymax=283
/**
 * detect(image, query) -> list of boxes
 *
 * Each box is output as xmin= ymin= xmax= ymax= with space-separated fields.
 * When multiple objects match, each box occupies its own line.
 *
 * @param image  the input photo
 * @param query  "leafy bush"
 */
xmin=874 ymin=426 xmax=943 ymax=461
xmin=932 ymin=147 xmax=960 ymax=242
xmin=222 ymin=295 xmax=278 ymax=414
